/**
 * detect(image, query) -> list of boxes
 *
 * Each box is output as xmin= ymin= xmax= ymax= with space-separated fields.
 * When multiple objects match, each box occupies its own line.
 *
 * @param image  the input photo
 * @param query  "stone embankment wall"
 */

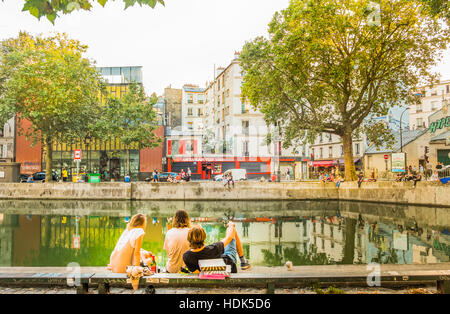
xmin=0 ymin=181 xmax=448 ymax=207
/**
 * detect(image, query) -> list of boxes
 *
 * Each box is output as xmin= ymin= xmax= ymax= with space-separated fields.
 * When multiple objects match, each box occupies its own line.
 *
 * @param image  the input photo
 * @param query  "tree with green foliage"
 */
xmin=1 ymin=0 xmax=165 ymax=24
xmin=240 ymin=0 xmax=449 ymax=181
xmin=0 ymin=32 xmax=104 ymax=181
xmin=420 ymin=0 xmax=450 ymax=23
xmin=98 ymin=83 xmax=162 ymax=177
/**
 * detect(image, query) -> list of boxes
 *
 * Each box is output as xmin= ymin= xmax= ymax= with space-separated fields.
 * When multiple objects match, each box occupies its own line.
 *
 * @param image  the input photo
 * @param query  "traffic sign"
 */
xmin=384 ymin=154 xmax=389 ymax=160
xmin=72 ymin=235 xmax=80 ymax=249
xmin=74 ymin=149 xmax=82 ymax=160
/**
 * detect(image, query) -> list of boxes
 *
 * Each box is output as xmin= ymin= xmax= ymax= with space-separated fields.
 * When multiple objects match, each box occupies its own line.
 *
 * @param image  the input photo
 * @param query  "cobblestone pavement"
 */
xmin=0 ymin=286 xmax=438 ymax=294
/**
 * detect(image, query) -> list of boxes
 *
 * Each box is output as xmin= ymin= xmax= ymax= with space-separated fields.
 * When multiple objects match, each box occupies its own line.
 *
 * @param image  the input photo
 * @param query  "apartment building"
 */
xmin=410 ymin=80 xmax=450 ymax=130
xmin=181 ymin=84 xmax=206 ymax=133
xmin=167 ymin=53 xmax=273 ymax=180
xmin=308 ymin=132 xmax=366 ymax=175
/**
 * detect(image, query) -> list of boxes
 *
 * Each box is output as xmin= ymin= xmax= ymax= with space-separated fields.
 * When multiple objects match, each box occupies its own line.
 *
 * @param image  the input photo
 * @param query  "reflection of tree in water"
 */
xmin=24 ymin=215 xmax=126 ymax=267
xmin=262 ymin=245 xmax=334 ymax=266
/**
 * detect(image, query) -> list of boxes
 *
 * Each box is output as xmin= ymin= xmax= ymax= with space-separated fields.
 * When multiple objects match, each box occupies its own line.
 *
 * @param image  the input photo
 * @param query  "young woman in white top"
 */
xmin=107 ymin=214 xmax=152 ymax=273
xmin=163 ymin=210 xmax=191 ymax=273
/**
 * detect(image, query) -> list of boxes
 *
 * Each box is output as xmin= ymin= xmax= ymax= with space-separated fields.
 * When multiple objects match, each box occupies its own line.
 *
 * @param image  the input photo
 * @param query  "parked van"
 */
xmin=215 ymin=169 xmax=247 ymax=182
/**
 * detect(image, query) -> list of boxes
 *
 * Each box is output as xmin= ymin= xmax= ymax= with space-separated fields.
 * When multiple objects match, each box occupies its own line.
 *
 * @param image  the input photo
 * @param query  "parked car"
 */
xmin=30 ymin=171 xmax=59 ymax=182
xmin=215 ymin=169 xmax=247 ymax=182
xmin=158 ymin=172 xmax=178 ymax=182
xmin=19 ymin=174 xmax=30 ymax=183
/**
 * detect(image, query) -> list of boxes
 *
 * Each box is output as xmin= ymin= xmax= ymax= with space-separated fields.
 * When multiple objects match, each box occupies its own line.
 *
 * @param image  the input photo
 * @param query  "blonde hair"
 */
xmin=187 ymin=225 xmax=206 ymax=249
xmin=127 ymin=214 xmax=146 ymax=230
xmin=173 ymin=210 xmax=191 ymax=229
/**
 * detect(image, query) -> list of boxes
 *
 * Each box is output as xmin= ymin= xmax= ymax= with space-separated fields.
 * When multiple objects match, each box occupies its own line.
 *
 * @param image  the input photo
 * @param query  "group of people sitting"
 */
xmin=318 ymin=172 xmax=344 ymax=188
xmin=395 ymin=170 xmax=422 ymax=186
xmin=168 ymin=168 xmax=192 ymax=183
xmin=107 ymin=210 xmax=251 ymax=275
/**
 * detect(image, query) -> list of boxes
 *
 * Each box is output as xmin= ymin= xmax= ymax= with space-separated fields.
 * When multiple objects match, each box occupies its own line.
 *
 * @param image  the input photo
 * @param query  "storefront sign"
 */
xmin=429 ymin=116 xmax=450 ymax=133
xmin=392 ymin=153 xmax=406 ymax=173
xmin=172 ymin=157 xmax=271 ymax=163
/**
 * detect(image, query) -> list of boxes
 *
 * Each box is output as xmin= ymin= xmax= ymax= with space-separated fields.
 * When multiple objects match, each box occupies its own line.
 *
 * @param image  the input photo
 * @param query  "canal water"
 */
xmin=0 ymin=200 xmax=448 ymax=268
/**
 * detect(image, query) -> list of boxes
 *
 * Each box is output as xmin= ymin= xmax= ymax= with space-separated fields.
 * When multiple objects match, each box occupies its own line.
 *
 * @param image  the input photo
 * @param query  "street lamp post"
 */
xmin=85 ymin=135 xmax=91 ymax=174
xmin=399 ymin=108 xmax=409 ymax=153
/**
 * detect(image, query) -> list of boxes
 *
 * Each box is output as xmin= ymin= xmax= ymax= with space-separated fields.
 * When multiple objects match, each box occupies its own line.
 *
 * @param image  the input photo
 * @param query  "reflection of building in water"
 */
xmin=0 ymin=214 xmax=18 ymax=266
xmin=235 ymin=218 xmax=310 ymax=265
xmin=310 ymin=217 xmax=346 ymax=263
xmin=365 ymin=221 xmax=449 ymax=264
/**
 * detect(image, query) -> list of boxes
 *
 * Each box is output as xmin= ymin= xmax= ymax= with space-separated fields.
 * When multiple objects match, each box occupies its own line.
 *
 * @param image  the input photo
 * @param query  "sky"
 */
xmin=0 ymin=0 xmax=449 ymax=96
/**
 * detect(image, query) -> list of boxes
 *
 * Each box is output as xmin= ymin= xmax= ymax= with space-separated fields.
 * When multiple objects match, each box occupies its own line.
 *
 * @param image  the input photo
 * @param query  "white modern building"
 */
xmin=410 ymin=80 xmax=450 ymax=130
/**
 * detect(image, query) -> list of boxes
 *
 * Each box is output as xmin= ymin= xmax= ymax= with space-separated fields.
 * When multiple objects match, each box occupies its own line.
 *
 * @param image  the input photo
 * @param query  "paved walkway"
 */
xmin=0 ymin=264 xmax=447 ymax=294
xmin=1 ymin=263 xmax=449 ymax=275
xmin=0 ymin=286 xmax=438 ymax=294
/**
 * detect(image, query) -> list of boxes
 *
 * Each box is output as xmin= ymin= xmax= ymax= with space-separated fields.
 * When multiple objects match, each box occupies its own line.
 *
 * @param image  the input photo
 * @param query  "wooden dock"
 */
xmin=0 ymin=264 xmax=449 ymax=294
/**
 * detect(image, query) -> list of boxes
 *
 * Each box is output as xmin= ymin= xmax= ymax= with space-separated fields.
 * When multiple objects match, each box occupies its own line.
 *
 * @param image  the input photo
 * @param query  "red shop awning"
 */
xmin=310 ymin=160 xmax=333 ymax=167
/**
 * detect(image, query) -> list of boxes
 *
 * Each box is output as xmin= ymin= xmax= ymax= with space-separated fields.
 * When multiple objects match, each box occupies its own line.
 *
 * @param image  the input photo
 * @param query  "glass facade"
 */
xmin=51 ymin=145 xmax=140 ymax=182
xmin=48 ymin=66 xmax=144 ymax=182
xmin=98 ymin=66 xmax=143 ymax=84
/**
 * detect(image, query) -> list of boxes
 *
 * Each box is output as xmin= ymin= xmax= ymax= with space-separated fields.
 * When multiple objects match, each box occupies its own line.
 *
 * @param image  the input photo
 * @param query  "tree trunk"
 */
xmin=341 ymin=218 xmax=356 ymax=264
xmin=342 ymin=131 xmax=357 ymax=181
xmin=45 ymin=137 xmax=53 ymax=182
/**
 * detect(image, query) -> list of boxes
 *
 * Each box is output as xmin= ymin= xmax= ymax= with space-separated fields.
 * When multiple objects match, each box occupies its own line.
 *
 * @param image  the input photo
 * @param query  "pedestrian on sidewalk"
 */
xmin=286 ymin=168 xmax=291 ymax=181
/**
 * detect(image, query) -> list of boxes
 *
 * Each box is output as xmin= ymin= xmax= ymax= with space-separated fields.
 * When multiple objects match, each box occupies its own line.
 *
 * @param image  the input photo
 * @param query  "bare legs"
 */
xmin=233 ymin=228 xmax=244 ymax=258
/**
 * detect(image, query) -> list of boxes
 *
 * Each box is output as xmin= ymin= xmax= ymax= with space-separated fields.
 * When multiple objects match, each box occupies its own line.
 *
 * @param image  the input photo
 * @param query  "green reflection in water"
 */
xmin=0 ymin=200 xmax=448 ymax=268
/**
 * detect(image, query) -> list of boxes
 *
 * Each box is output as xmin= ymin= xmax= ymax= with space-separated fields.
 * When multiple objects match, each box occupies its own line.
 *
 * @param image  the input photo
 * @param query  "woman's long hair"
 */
xmin=127 ymin=214 xmax=146 ymax=230
xmin=172 ymin=210 xmax=191 ymax=229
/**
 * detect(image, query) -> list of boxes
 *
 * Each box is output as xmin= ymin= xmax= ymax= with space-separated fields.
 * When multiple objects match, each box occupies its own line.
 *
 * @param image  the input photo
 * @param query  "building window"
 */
xmin=328 ymin=146 xmax=333 ymax=158
xmin=320 ymin=133 xmax=323 ymax=143
xmin=242 ymin=101 xmax=249 ymax=114
xmin=447 ymin=85 xmax=449 ymax=93
xmin=340 ymin=145 xmax=344 ymax=156
xmin=187 ymin=122 xmax=193 ymax=130
xmin=431 ymin=88 xmax=437 ymax=96
xmin=416 ymin=118 xmax=423 ymax=128
xmin=198 ymin=108 xmax=203 ymax=116
xmin=312 ymin=148 xmax=315 ymax=158
xmin=187 ymin=108 xmax=193 ymax=116
xmin=416 ymin=103 xmax=422 ymax=112
xmin=355 ymin=143 xmax=360 ymax=155
xmin=187 ymin=94 xmax=193 ymax=104
xmin=243 ymin=141 xmax=249 ymax=157
xmin=320 ymin=148 xmax=323 ymax=158
xmin=431 ymin=101 xmax=439 ymax=110
xmin=197 ymin=94 xmax=204 ymax=104
xmin=186 ymin=141 xmax=194 ymax=153
xmin=242 ymin=121 xmax=249 ymax=136
xmin=329 ymin=133 xmax=332 ymax=142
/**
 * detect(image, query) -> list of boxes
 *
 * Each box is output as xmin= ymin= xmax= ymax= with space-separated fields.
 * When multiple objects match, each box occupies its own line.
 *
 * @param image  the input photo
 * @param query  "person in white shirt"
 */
xmin=107 ymin=214 xmax=152 ymax=273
